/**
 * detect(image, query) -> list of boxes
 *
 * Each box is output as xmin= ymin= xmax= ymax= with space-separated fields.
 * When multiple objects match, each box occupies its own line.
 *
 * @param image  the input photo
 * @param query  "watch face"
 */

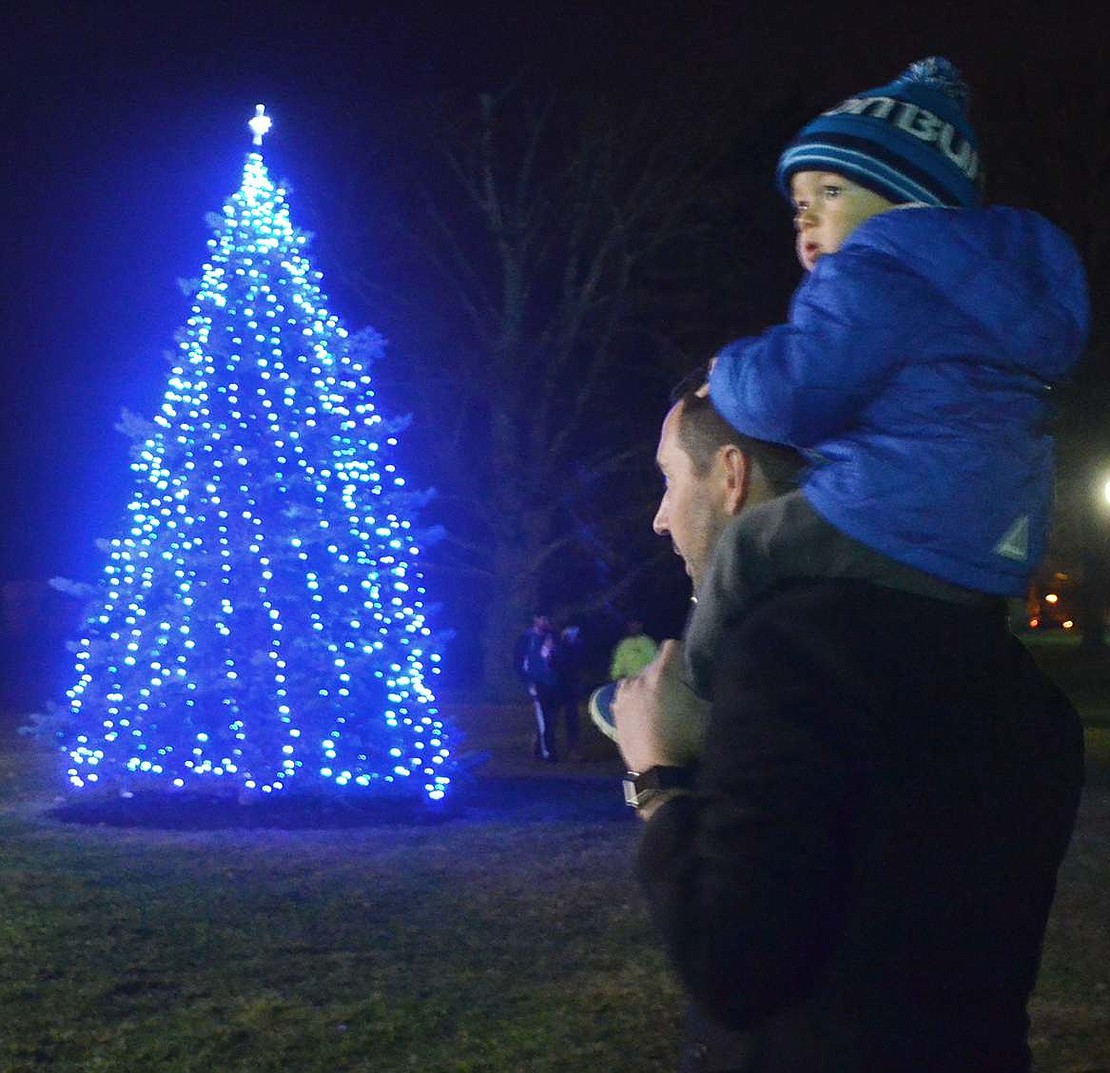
xmin=622 ymin=777 xmax=641 ymax=808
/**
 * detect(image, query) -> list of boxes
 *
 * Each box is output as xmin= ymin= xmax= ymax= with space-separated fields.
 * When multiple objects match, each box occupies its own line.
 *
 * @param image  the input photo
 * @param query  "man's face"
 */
xmin=790 ymin=170 xmax=895 ymax=271
xmin=652 ymin=403 xmax=733 ymax=593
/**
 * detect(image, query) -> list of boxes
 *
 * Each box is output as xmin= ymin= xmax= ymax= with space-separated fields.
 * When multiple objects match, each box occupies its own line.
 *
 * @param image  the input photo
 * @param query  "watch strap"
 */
xmin=623 ymin=765 xmax=696 ymax=809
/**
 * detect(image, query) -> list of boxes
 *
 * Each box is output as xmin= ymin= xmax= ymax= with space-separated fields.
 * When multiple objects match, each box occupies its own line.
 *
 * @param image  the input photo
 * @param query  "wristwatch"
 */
xmin=622 ymin=765 xmax=696 ymax=809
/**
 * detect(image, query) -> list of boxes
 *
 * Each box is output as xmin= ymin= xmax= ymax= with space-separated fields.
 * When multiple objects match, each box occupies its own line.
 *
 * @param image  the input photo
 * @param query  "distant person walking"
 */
xmin=514 ymin=612 xmax=562 ymax=762
xmin=609 ymin=618 xmax=658 ymax=681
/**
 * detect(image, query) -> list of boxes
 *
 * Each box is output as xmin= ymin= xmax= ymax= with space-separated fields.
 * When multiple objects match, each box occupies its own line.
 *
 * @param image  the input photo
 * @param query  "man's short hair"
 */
xmin=675 ymin=391 xmax=804 ymax=496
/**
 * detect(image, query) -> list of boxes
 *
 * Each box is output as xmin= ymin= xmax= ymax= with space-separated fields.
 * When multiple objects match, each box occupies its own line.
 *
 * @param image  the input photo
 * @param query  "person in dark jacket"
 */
xmin=685 ymin=57 xmax=1089 ymax=698
xmin=514 ymin=612 xmax=562 ymax=762
xmin=613 ymin=392 xmax=1084 ymax=1072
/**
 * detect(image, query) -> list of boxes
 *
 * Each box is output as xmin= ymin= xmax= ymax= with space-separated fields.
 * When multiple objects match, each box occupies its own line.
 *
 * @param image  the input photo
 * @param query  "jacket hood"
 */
xmin=847 ymin=207 xmax=1089 ymax=382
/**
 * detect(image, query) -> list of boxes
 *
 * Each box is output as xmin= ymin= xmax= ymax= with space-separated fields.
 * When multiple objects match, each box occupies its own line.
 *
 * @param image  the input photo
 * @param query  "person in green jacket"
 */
xmin=609 ymin=618 xmax=658 ymax=680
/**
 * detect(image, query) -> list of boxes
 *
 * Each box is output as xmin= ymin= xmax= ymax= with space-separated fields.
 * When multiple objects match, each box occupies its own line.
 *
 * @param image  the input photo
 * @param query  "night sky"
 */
xmin=2 ymin=0 xmax=1107 ymax=589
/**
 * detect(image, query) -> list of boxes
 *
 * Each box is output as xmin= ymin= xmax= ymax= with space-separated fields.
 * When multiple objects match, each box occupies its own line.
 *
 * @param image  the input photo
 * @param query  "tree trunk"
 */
xmin=480 ymin=562 xmax=535 ymax=700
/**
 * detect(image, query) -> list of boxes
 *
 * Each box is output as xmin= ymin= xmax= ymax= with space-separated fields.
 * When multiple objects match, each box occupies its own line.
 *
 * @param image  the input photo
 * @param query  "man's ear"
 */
xmin=717 ymin=444 xmax=750 ymax=513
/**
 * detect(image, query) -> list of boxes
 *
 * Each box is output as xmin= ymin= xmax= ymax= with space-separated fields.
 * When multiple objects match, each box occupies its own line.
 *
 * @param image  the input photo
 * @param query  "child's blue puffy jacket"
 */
xmin=708 ymin=207 xmax=1090 ymax=595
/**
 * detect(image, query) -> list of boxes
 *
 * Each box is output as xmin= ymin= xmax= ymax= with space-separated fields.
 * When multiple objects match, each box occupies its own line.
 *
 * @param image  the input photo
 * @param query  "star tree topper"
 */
xmin=249 ymin=104 xmax=272 ymax=146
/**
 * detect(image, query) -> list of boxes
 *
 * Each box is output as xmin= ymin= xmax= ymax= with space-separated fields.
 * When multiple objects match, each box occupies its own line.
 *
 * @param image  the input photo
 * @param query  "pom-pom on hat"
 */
xmin=776 ymin=57 xmax=983 ymax=209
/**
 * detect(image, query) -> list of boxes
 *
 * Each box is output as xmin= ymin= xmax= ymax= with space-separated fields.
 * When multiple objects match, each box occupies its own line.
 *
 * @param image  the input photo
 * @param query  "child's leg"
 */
xmin=684 ymin=491 xmax=811 ymax=697
xmin=685 ymin=489 xmax=998 ymax=698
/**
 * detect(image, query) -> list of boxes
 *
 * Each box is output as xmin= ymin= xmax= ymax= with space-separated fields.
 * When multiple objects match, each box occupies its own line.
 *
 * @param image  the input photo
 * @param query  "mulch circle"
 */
xmin=46 ymin=772 xmax=632 ymax=830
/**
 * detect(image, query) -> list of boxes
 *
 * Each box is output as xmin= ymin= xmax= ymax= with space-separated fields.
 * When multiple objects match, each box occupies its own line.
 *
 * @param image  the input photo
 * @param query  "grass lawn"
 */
xmin=2 ymin=646 xmax=1109 ymax=1072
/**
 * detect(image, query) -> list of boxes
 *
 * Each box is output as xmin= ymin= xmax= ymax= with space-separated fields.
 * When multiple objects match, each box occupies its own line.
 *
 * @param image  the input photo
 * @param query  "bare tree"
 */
xmin=340 ymin=77 xmax=766 ymax=695
xmin=319 ymin=46 xmax=1110 ymax=684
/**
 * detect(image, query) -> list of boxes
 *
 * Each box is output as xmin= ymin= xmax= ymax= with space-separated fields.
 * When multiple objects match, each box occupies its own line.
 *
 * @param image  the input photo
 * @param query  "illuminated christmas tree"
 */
xmin=54 ymin=106 xmax=453 ymax=804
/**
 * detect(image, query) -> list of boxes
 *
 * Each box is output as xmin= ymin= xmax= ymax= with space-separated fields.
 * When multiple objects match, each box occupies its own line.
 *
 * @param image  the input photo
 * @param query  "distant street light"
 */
xmin=1079 ymin=470 xmax=1110 ymax=648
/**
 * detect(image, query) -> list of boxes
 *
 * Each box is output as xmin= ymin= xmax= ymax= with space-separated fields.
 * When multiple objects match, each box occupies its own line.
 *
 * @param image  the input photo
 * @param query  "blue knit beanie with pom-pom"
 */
xmin=777 ymin=57 xmax=983 ymax=208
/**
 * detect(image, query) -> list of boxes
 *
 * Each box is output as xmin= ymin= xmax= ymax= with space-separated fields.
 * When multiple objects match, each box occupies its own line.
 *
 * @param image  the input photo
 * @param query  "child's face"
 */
xmin=790 ymin=171 xmax=896 ymax=271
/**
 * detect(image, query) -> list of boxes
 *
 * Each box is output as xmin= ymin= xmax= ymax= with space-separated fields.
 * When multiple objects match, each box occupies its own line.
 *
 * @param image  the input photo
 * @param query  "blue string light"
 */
xmin=58 ymin=107 xmax=453 ymax=804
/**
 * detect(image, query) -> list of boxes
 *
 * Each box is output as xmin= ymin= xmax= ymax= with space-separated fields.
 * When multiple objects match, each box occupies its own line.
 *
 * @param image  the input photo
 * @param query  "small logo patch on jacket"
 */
xmin=994 ymin=515 xmax=1029 ymax=561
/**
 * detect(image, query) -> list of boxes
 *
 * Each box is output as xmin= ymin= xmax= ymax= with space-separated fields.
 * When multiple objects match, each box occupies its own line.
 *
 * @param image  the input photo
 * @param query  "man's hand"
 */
xmin=613 ymin=640 xmax=710 ymax=773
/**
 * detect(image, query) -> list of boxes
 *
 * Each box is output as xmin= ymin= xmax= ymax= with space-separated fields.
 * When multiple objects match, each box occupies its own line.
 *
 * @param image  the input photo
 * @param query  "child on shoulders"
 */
xmin=685 ymin=57 xmax=1090 ymax=696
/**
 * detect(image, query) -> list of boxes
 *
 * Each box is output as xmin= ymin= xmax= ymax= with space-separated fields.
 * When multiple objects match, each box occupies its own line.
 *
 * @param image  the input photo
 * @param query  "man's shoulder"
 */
xmin=724 ymin=579 xmax=1078 ymax=739
xmin=737 ymin=579 xmax=1007 ymax=653
xmin=747 ymin=576 xmax=923 ymax=612
xmin=753 ymin=576 xmax=1002 ymax=613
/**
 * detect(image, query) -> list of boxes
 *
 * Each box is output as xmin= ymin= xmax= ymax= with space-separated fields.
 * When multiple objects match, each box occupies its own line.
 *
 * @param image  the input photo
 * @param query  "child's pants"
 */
xmin=684 ymin=489 xmax=999 ymax=698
